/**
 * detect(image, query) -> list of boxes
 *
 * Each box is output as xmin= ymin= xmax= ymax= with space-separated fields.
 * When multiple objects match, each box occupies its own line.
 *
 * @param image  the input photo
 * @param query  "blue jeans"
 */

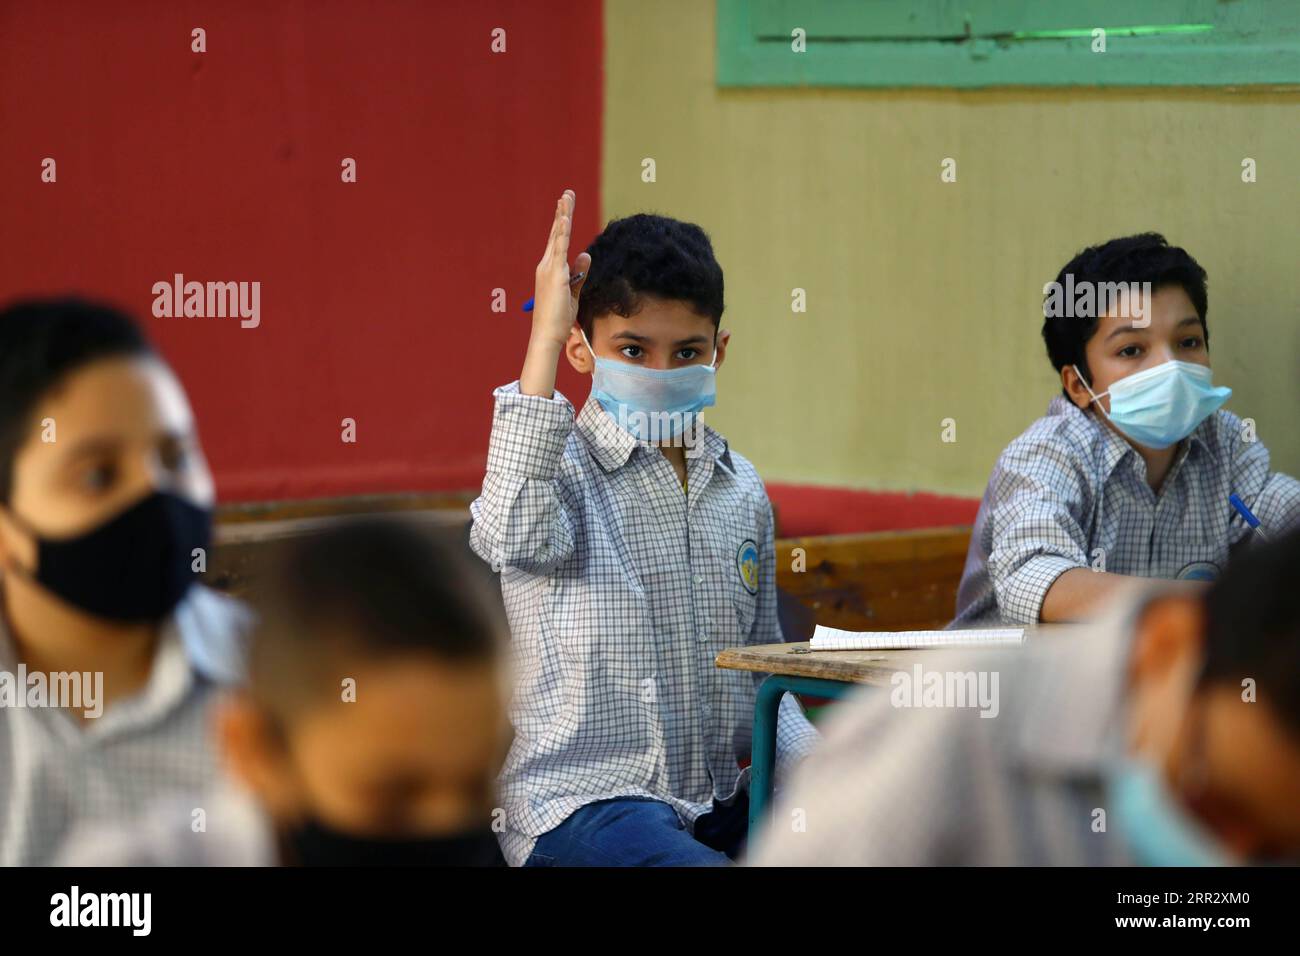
xmin=524 ymin=795 xmax=749 ymax=867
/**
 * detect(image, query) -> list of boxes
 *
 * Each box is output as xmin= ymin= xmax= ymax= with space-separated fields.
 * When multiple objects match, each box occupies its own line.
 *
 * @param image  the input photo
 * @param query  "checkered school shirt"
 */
xmin=954 ymin=396 xmax=1300 ymax=626
xmin=470 ymin=382 xmax=820 ymax=866
xmin=0 ymin=585 xmax=249 ymax=865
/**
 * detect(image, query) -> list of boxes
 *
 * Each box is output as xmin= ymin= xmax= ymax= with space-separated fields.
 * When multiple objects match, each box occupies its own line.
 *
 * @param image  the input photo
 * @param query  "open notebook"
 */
xmin=809 ymin=625 xmax=1026 ymax=650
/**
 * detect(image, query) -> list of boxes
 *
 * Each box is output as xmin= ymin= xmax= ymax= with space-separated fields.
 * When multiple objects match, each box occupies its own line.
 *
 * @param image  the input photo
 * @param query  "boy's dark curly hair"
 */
xmin=576 ymin=213 xmax=724 ymax=336
xmin=1042 ymin=233 xmax=1209 ymax=391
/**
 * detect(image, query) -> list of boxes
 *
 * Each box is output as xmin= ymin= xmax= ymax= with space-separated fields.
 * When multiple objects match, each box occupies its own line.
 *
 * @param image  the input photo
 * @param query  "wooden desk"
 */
xmin=718 ymin=627 xmax=1087 ymax=840
xmin=717 ymin=641 xmax=940 ymax=686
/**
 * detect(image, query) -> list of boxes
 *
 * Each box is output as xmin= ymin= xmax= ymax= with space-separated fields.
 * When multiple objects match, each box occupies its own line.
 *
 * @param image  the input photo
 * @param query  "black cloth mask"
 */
xmin=282 ymin=819 xmax=506 ymax=867
xmin=5 ymin=490 xmax=212 ymax=623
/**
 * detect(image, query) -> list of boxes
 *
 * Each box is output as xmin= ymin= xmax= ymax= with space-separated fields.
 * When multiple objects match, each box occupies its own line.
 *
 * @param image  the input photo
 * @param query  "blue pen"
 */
xmin=1229 ymin=493 xmax=1269 ymax=542
xmin=522 ymin=272 xmax=585 ymax=312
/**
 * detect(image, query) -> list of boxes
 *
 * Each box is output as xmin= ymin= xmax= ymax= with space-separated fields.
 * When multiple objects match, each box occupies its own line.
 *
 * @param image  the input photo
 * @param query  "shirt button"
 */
xmin=693 ymin=574 xmax=704 ymax=586
xmin=640 ymin=678 xmax=656 ymax=703
xmin=697 ymin=631 xmax=708 ymax=642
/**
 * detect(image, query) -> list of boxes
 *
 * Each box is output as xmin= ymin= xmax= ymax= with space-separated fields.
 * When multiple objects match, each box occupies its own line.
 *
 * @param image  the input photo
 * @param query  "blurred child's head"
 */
xmin=1042 ymin=233 xmax=1212 ymax=415
xmin=0 ymin=299 xmax=213 ymax=628
xmin=222 ymin=518 xmax=509 ymax=865
xmin=1122 ymin=529 xmax=1300 ymax=863
xmin=565 ymin=213 xmax=728 ymax=374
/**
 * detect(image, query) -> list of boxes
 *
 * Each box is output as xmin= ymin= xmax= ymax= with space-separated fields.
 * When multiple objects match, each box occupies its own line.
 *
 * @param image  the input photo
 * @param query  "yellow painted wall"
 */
xmin=602 ymin=0 xmax=1299 ymax=498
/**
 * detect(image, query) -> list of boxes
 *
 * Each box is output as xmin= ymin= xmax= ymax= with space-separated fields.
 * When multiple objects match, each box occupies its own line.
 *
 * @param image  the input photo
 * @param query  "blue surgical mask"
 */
xmin=1106 ymin=757 xmax=1231 ymax=866
xmin=1074 ymin=360 xmax=1231 ymax=449
xmin=581 ymin=329 xmax=717 ymax=442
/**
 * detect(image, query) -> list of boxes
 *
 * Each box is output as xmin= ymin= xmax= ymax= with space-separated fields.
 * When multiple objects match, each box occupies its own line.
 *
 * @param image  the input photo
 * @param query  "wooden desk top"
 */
xmin=715 ymin=626 xmax=1088 ymax=686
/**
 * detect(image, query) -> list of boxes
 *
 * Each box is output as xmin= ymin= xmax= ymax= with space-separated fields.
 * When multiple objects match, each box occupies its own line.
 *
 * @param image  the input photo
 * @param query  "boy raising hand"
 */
xmin=471 ymin=191 xmax=819 ymax=866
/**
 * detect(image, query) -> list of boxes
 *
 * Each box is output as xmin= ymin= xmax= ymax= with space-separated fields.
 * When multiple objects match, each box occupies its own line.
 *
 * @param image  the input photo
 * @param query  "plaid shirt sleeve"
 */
xmin=984 ymin=435 xmax=1092 ymax=625
xmin=751 ymin=496 xmax=821 ymax=779
xmin=1227 ymin=422 xmax=1300 ymax=537
xmin=469 ymin=381 xmax=577 ymax=575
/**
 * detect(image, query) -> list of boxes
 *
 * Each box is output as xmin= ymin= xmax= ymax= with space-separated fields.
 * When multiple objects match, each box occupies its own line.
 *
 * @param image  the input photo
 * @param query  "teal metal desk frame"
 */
xmin=748 ymin=673 xmax=858 ymax=841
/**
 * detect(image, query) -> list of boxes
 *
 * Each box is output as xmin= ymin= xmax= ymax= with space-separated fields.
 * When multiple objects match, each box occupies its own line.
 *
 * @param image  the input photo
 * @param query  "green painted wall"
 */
xmin=602 ymin=0 xmax=1299 ymax=498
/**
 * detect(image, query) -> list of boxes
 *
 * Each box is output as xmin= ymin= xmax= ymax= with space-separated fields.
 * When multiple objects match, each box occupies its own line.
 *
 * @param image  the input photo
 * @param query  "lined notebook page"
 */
xmin=809 ymin=625 xmax=1026 ymax=650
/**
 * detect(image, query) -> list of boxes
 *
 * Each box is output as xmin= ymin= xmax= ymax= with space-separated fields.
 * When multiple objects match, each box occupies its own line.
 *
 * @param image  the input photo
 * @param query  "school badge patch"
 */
xmin=1176 ymin=560 xmax=1220 ymax=582
xmin=737 ymin=539 xmax=760 ymax=595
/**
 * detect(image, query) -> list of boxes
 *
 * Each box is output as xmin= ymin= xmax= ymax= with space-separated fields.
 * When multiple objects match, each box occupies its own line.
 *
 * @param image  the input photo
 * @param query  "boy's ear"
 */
xmin=1129 ymin=595 xmax=1205 ymax=690
xmin=564 ymin=325 xmax=593 ymax=375
xmin=712 ymin=328 xmax=731 ymax=370
xmin=1126 ymin=594 xmax=1207 ymax=757
xmin=1061 ymin=364 xmax=1093 ymax=411
xmin=216 ymin=691 xmax=306 ymax=824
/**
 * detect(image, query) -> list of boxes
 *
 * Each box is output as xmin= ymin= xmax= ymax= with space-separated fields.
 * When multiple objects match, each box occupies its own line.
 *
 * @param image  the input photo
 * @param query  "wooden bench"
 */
xmin=774 ymin=526 xmax=973 ymax=639
xmin=210 ymin=496 xmax=973 ymax=636
xmin=209 ymin=493 xmax=474 ymax=596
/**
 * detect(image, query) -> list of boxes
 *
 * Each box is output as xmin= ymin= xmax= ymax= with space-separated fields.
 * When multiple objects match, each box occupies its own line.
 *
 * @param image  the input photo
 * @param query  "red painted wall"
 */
xmin=0 ymin=0 xmax=603 ymax=500
xmin=766 ymin=485 xmax=978 ymax=537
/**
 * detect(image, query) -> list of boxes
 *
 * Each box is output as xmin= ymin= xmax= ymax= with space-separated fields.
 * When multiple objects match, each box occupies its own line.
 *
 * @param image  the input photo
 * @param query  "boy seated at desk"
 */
xmin=753 ymin=528 xmax=1300 ymax=866
xmin=955 ymin=233 xmax=1299 ymax=626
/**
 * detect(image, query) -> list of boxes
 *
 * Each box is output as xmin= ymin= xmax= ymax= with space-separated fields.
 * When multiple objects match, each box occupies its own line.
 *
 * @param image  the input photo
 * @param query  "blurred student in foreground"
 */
xmin=0 ymin=299 xmax=248 ymax=866
xmin=752 ymin=528 xmax=1300 ymax=866
xmin=64 ymin=518 xmax=511 ymax=865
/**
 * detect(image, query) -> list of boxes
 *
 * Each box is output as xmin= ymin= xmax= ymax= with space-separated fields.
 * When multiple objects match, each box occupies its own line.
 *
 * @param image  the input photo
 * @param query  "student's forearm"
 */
xmin=519 ymin=333 xmax=564 ymax=398
xmin=1039 ymin=567 xmax=1142 ymax=622
xmin=1039 ymin=567 xmax=1208 ymax=622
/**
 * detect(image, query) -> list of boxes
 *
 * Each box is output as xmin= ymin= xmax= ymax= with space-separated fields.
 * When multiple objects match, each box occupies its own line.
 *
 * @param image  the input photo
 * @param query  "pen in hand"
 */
xmin=522 ymin=272 xmax=585 ymax=312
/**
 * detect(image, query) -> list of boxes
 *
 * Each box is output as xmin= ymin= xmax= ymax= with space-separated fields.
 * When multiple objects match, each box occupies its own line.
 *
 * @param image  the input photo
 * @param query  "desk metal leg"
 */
xmin=748 ymin=674 xmax=857 ymax=844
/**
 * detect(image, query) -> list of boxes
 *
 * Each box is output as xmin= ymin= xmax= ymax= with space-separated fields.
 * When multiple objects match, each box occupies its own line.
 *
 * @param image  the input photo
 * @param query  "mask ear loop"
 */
xmin=1072 ymin=364 xmax=1111 ymax=411
xmin=578 ymin=326 xmax=597 ymax=364
xmin=0 ymin=505 xmax=42 ymax=581
xmin=0 ymin=503 xmax=39 ymax=539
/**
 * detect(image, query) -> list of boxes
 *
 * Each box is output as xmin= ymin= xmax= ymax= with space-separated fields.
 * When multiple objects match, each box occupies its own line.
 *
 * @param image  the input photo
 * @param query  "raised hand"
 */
xmin=521 ymin=189 xmax=592 ymax=397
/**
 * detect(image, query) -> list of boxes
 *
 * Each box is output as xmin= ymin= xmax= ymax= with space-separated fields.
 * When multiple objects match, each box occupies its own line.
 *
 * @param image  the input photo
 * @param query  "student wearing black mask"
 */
xmin=0 ymin=298 xmax=249 ymax=865
xmin=64 ymin=518 xmax=511 ymax=866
